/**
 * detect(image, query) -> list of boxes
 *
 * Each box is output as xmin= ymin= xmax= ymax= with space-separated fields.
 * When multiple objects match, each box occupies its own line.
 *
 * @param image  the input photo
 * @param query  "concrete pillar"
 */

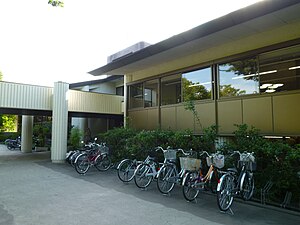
xmin=51 ymin=82 xmax=69 ymax=163
xmin=21 ymin=115 xmax=33 ymax=153
xmin=123 ymin=75 xmax=127 ymax=127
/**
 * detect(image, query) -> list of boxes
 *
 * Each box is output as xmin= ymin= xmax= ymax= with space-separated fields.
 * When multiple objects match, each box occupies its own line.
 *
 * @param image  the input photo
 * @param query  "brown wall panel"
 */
xmin=161 ymin=107 xmax=176 ymax=130
xmin=128 ymin=110 xmax=147 ymax=130
xmin=195 ymin=102 xmax=216 ymax=133
xmin=273 ymin=93 xmax=300 ymax=135
xmin=243 ymin=97 xmax=273 ymax=133
xmin=146 ymin=108 xmax=159 ymax=130
xmin=176 ymin=105 xmax=194 ymax=131
xmin=218 ymin=100 xmax=243 ymax=134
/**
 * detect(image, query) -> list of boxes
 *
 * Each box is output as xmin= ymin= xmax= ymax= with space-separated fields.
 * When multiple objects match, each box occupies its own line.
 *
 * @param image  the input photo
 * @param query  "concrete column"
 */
xmin=123 ymin=75 xmax=127 ymax=127
xmin=21 ymin=115 xmax=33 ymax=153
xmin=51 ymin=82 xmax=69 ymax=163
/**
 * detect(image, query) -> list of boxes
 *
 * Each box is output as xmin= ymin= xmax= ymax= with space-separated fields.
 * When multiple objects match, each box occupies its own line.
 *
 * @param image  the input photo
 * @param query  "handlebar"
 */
xmin=154 ymin=146 xmax=195 ymax=156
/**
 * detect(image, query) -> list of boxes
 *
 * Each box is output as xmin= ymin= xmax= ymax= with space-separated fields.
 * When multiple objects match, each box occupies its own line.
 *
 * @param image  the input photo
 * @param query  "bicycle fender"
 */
xmin=74 ymin=153 xmax=86 ymax=164
xmin=156 ymin=165 xmax=166 ymax=178
xmin=239 ymin=172 xmax=247 ymax=192
xmin=116 ymin=159 xmax=130 ymax=170
xmin=217 ymin=174 xmax=227 ymax=192
xmin=182 ymin=172 xmax=190 ymax=186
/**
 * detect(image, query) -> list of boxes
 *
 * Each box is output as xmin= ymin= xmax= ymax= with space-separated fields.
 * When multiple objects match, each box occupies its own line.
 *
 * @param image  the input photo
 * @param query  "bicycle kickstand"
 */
xmin=220 ymin=207 xmax=234 ymax=216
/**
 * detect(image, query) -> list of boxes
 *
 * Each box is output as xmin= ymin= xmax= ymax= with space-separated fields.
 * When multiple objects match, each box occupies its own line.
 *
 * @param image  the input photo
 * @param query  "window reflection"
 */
xmin=219 ymin=58 xmax=259 ymax=97
xmin=144 ymin=79 xmax=158 ymax=107
xmin=182 ymin=67 xmax=212 ymax=101
xmin=129 ymin=83 xmax=143 ymax=108
xmin=259 ymin=45 xmax=300 ymax=93
xmin=161 ymin=74 xmax=181 ymax=105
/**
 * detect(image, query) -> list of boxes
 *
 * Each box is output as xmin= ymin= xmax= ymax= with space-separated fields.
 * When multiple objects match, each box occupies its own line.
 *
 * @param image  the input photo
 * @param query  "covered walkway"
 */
xmin=0 ymin=81 xmax=123 ymax=163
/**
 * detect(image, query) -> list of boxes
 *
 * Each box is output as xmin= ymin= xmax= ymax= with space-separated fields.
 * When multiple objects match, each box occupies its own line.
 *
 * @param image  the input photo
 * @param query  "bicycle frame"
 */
xmin=182 ymin=164 xmax=217 ymax=190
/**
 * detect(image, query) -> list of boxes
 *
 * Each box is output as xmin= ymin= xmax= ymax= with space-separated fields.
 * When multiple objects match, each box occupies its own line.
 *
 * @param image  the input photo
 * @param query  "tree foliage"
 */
xmin=0 ymin=115 xmax=17 ymax=132
xmin=219 ymin=84 xmax=246 ymax=97
xmin=48 ymin=0 xmax=64 ymax=7
xmin=0 ymin=70 xmax=3 ymax=80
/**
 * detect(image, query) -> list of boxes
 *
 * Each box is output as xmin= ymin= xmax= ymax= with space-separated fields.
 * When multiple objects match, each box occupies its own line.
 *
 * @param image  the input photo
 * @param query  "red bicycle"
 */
xmin=74 ymin=141 xmax=111 ymax=175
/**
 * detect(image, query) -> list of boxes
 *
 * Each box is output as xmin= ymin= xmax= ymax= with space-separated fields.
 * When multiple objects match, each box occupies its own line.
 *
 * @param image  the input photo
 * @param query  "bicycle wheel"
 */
xmin=217 ymin=174 xmax=234 ymax=211
xmin=157 ymin=165 xmax=176 ymax=194
xmin=134 ymin=163 xmax=153 ymax=188
xmin=182 ymin=171 xmax=200 ymax=201
xmin=95 ymin=154 xmax=111 ymax=171
xmin=70 ymin=151 xmax=80 ymax=167
xmin=75 ymin=154 xmax=90 ymax=175
xmin=117 ymin=159 xmax=136 ymax=182
xmin=240 ymin=171 xmax=254 ymax=201
xmin=208 ymin=169 xmax=219 ymax=193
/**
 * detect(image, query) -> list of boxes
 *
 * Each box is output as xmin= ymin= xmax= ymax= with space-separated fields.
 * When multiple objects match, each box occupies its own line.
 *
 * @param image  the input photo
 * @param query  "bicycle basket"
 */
xmin=206 ymin=154 xmax=225 ymax=169
xmin=100 ymin=145 xmax=109 ymax=154
xmin=240 ymin=153 xmax=255 ymax=163
xmin=180 ymin=157 xmax=201 ymax=171
xmin=164 ymin=149 xmax=177 ymax=161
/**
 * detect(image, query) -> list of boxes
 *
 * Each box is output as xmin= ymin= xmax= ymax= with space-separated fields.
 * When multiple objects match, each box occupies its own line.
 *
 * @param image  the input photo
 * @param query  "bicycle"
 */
xmin=156 ymin=147 xmax=196 ymax=195
xmin=133 ymin=147 xmax=164 ymax=189
xmin=182 ymin=151 xmax=225 ymax=202
xmin=117 ymin=156 xmax=141 ymax=183
xmin=216 ymin=151 xmax=256 ymax=212
xmin=74 ymin=142 xmax=111 ymax=175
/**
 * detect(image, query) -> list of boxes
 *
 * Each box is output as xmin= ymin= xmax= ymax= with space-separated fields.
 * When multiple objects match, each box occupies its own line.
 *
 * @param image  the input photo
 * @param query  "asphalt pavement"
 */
xmin=0 ymin=144 xmax=299 ymax=225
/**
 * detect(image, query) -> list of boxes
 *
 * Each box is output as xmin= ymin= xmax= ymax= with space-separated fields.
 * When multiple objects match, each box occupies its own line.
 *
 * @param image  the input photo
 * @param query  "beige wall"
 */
xmin=128 ymin=92 xmax=300 ymax=136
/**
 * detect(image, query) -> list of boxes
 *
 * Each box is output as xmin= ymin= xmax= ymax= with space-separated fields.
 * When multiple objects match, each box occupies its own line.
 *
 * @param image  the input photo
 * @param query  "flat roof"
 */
xmin=89 ymin=0 xmax=300 ymax=76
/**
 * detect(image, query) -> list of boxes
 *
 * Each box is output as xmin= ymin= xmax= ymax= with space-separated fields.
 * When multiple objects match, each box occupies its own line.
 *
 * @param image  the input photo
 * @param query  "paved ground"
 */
xmin=0 ymin=144 xmax=299 ymax=225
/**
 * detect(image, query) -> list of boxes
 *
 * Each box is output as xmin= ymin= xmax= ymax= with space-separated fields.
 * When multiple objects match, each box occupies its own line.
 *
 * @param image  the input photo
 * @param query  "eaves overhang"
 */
xmin=88 ymin=0 xmax=300 ymax=76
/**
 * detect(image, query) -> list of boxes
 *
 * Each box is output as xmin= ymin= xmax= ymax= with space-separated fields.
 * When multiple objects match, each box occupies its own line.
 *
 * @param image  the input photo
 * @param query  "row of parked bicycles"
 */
xmin=65 ymin=138 xmax=112 ymax=174
xmin=116 ymin=146 xmax=256 ymax=213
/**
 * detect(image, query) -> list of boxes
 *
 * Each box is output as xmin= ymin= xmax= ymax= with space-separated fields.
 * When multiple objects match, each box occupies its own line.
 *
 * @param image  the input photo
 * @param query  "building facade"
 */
xmin=90 ymin=0 xmax=300 ymax=137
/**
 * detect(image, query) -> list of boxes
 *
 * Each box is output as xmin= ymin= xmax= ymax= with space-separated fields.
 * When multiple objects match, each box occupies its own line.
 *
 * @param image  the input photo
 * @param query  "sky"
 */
xmin=0 ymin=0 xmax=262 ymax=87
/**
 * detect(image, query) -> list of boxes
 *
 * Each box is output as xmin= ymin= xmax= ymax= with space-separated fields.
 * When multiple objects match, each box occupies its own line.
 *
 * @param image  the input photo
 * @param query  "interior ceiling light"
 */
xmin=269 ymin=83 xmax=284 ymax=89
xmin=289 ymin=65 xmax=300 ymax=70
xmin=260 ymin=83 xmax=272 ymax=89
xmin=259 ymin=70 xmax=277 ymax=75
xmin=232 ymin=70 xmax=277 ymax=80
xmin=189 ymin=81 xmax=211 ymax=87
xmin=265 ymin=89 xmax=276 ymax=93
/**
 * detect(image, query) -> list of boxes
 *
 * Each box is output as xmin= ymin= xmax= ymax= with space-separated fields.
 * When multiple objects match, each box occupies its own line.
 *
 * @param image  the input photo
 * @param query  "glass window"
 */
xmin=259 ymin=45 xmax=300 ymax=94
xmin=144 ymin=80 xmax=158 ymax=107
xmin=182 ymin=67 xmax=212 ymax=101
xmin=116 ymin=86 xmax=124 ymax=96
xmin=129 ymin=83 xmax=143 ymax=109
xmin=161 ymin=74 xmax=181 ymax=105
xmin=219 ymin=58 xmax=259 ymax=97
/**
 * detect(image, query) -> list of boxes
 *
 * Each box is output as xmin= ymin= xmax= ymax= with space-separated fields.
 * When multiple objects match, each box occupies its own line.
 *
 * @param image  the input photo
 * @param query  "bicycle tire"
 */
xmin=217 ymin=174 xmax=234 ymax=211
xmin=240 ymin=171 xmax=254 ymax=201
xmin=134 ymin=163 xmax=153 ymax=188
xmin=157 ymin=164 xmax=176 ymax=194
xmin=208 ymin=169 xmax=219 ymax=193
xmin=70 ymin=152 xmax=80 ymax=167
xmin=75 ymin=154 xmax=90 ymax=175
xmin=182 ymin=171 xmax=200 ymax=202
xmin=95 ymin=154 xmax=111 ymax=171
xmin=117 ymin=159 xmax=136 ymax=182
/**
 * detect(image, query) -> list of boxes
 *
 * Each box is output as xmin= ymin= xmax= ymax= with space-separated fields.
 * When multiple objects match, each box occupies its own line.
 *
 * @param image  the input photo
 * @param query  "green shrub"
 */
xmin=69 ymin=127 xmax=83 ymax=149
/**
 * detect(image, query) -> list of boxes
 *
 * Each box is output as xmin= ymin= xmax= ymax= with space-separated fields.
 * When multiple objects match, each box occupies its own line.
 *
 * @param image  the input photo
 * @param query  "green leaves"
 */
xmin=48 ymin=0 xmax=64 ymax=7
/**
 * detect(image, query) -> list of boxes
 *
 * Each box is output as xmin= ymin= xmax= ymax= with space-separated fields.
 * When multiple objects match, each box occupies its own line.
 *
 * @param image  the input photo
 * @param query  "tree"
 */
xmin=219 ymin=84 xmax=246 ymax=97
xmin=48 ymin=0 xmax=64 ymax=7
xmin=182 ymin=77 xmax=211 ymax=101
xmin=0 ymin=70 xmax=3 ymax=80
xmin=0 ymin=115 xmax=17 ymax=132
